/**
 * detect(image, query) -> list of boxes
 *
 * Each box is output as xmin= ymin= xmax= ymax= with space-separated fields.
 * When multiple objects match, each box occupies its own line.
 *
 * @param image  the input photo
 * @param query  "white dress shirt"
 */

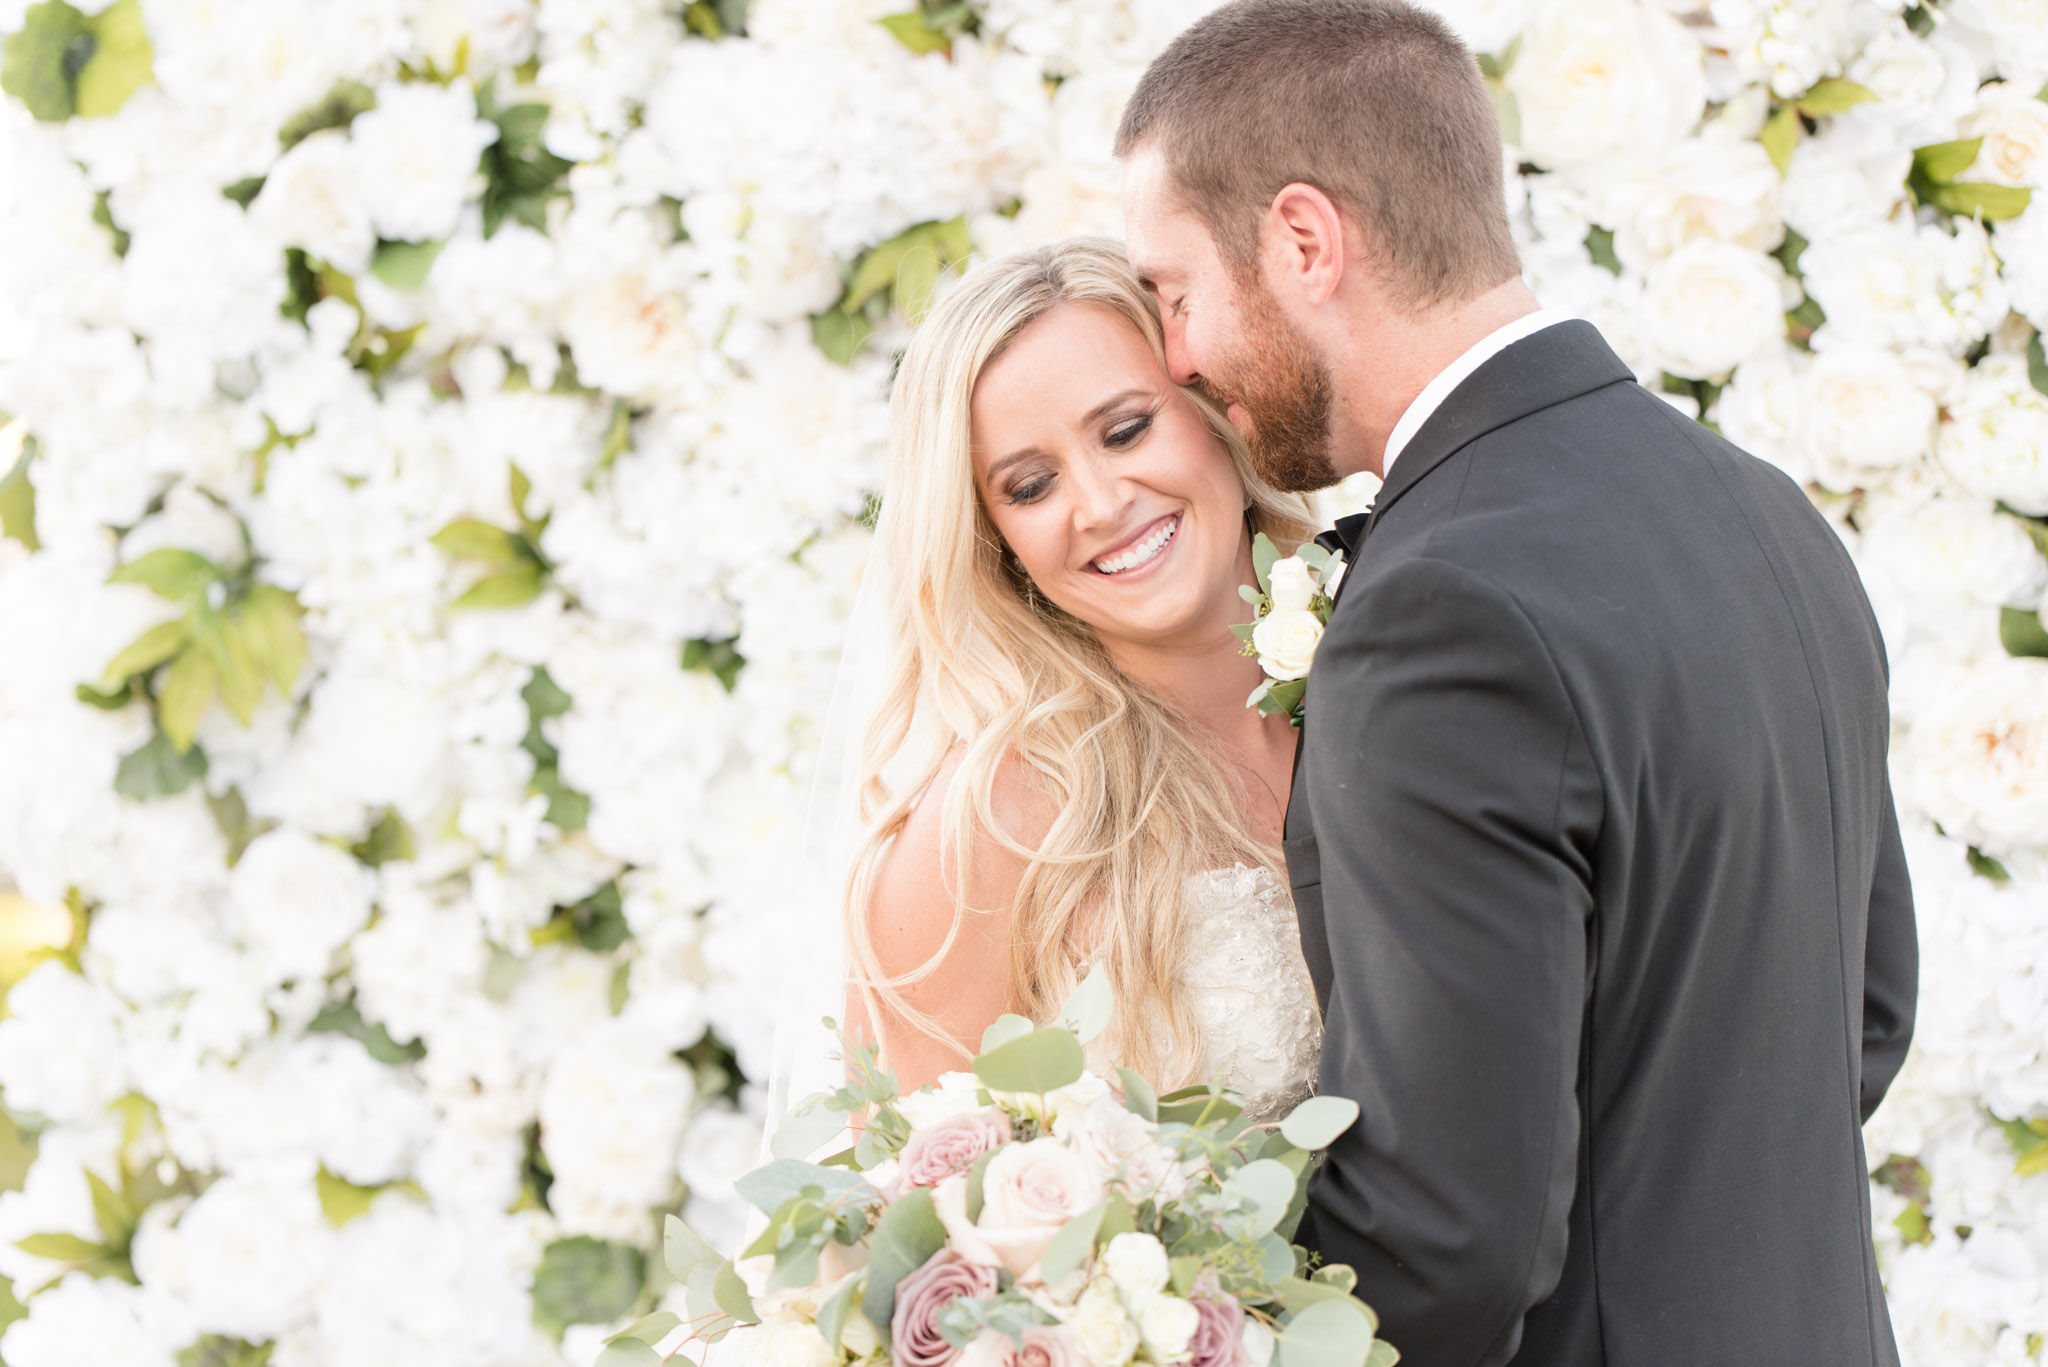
xmin=1381 ymin=308 xmax=1574 ymax=478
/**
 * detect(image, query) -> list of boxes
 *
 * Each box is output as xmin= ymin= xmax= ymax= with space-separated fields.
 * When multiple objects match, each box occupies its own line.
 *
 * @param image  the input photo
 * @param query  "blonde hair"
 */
xmin=846 ymin=238 xmax=1319 ymax=1084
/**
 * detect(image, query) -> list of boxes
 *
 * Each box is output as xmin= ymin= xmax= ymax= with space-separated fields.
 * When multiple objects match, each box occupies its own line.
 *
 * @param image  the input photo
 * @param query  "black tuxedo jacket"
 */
xmin=1283 ymin=321 xmax=1916 ymax=1367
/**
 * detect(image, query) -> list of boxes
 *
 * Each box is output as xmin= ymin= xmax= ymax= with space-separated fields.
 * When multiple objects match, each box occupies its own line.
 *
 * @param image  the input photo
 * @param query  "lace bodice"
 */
xmin=1087 ymin=864 xmax=1322 ymax=1124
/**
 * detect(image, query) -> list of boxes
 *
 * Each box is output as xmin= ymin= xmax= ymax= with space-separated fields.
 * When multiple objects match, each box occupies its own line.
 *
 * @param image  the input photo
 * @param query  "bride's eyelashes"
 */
xmin=1000 ymin=411 xmax=1159 ymax=505
xmin=1104 ymin=412 xmax=1155 ymax=449
xmin=1004 ymin=470 xmax=1055 ymax=506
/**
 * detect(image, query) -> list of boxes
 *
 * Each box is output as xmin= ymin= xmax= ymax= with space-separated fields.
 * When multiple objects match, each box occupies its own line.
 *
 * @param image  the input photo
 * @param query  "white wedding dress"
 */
xmin=1088 ymin=863 xmax=1323 ymax=1124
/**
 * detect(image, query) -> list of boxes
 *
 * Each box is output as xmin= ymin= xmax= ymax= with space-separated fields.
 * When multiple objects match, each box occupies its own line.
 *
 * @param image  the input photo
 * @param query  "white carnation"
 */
xmin=349 ymin=80 xmax=498 ymax=244
xmin=1641 ymin=239 xmax=1789 ymax=380
xmin=1709 ymin=0 xmax=1867 ymax=98
xmin=1909 ymin=659 xmax=2048 ymax=857
xmin=1937 ymin=355 xmax=2048 ymax=516
xmin=1506 ymin=0 xmax=1706 ymax=170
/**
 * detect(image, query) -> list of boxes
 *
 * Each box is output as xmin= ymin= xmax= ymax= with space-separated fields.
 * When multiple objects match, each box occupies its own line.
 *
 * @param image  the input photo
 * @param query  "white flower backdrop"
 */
xmin=0 ymin=0 xmax=2044 ymax=1362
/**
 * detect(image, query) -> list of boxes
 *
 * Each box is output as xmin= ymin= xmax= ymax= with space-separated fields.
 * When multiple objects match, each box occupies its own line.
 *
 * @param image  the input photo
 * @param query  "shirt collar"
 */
xmin=1381 ymin=308 xmax=1574 ymax=477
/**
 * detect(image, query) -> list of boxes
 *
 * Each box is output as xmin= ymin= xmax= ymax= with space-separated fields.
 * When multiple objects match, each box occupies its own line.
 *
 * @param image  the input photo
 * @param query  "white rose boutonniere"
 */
xmin=1235 ymin=533 xmax=1342 ymax=726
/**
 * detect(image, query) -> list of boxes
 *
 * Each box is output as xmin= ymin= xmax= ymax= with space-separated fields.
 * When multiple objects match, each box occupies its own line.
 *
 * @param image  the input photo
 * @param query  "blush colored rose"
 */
xmin=1187 ymin=1290 xmax=1248 ymax=1367
xmin=900 ymin=1109 xmax=1012 ymax=1189
xmin=892 ymin=1248 xmax=999 ymax=1367
xmin=966 ymin=1138 xmax=1104 ymax=1281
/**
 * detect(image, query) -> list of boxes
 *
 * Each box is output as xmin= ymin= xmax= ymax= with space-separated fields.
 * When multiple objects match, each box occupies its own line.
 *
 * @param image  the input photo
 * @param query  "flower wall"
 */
xmin=0 ymin=0 xmax=2044 ymax=1363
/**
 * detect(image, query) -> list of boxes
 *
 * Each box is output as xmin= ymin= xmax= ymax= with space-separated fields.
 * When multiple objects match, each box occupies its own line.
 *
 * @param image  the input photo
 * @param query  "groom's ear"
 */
xmin=1264 ymin=183 xmax=1348 ymax=310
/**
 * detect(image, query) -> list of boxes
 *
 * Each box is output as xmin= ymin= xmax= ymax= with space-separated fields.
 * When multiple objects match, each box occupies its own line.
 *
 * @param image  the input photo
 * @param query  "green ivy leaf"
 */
xmin=664 ymin=1214 xmax=721 ymax=1285
xmin=1117 ymin=1067 xmax=1158 ymax=1122
xmin=0 ymin=1 xmax=92 ymax=122
xmin=1058 ymin=962 xmax=1112 ymax=1044
xmin=0 ymin=424 xmax=38 ymax=551
xmin=101 ymin=618 xmax=193 ymax=686
xmin=277 ymin=79 xmax=375 ymax=151
xmin=1760 ymin=103 xmax=1802 ymax=176
xmin=1913 ymin=137 xmax=1985 ymax=186
xmin=109 ymin=548 xmax=221 ymax=602
xmin=114 ymin=728 xmax=208 ymax=799
xmin=2000 ymin=606 xmax=2048 ymax=659
xmin=369 ymin=238 xmax=447 ymax=292
xmin=1038 ymin=1202 xmax=1108 ymax=1285
xmin=1793 ymin=77 xmax=1877 ymax=116
xmin=452 ymin=562 xmax=546 ymax=610
xmin=531 ymin=1238 xmax=646 ymax=1339
xmin=878 ymin=11 xmax=952 ymax=53
xmin=72 ymin=0 xmax=152 ymax=119
xmin=1928 ymin=182 xmax=2032 ymax=221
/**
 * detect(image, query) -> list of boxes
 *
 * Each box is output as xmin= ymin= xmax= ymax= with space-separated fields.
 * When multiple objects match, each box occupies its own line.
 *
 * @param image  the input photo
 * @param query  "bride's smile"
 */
xmin=970 ymin=300 xmax=1257 ymax=656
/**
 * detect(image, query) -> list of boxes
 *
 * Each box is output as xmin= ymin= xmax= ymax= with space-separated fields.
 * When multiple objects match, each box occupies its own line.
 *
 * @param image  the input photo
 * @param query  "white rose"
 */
xmin=1642 ymin=239 xmax=1789 ymax=380
xmin=1068 ymin=1281 xmax=1141 ymax=1367
xmin=715 ymin=1312 xmax=839 ymax=1367
xmin=1506 ymin=0 xmax=1706 ymax=170
xmin=1040 ymin=1068 xmax=1112 ymax=1124
xmin=1948 ymin=0 xmax=2048 ymax=84
xmin=1857 ymin=497 xmax=2047 ymax=614
xmin=1414 ymin=0 xmax=1534 ymax=58
xmin=1937 ymin=355 xmax=2048 ymax=516
xmin=1996 ymin=199 xmax=2048 ymax=335
xmin=175 ymin=1174 xmax=333 ymax=1341
xmin=248 ymin=130 xmax=375 ymax=273
xmin=1252 ymin=609 xmax=1324 ymax=683
xmin=1798 ymin=344 xmax=1937 ymax=491
xmin=1101 ymin=1232 xmax=1170 ymax=1301
xmin=1585 ymin=135 xmax=1783 ymax=272
xmin=899 ymin=1070 xmax=991 ymax=1129
xmin=1842 ymin=22 xmax=1981 ymax=147
xmin=1961 ymin=83 xmax=2048 ymax=189
xmin=348 ymin=80 xmax=498 ymax=244
xmin=1266 ymin=556 xmax=1317 ymax=613
xmin=1909 ymin=659 xmax=2048 ymax=856
xmin=1716 ymin=342 xmax=1810 ymax=482
xmin=228 ymin=826 xmax=373 ymax=987
xmin=539 ymin=1027 xmax=696 ymax=1241
xmin=1138 ymin=1294 xmax=1201 ymax=1360
xmin=1241 ymin=1317 xmax=1278 ymax=1367
xmin=1780 ymin=121 xmax=1911 ymax=245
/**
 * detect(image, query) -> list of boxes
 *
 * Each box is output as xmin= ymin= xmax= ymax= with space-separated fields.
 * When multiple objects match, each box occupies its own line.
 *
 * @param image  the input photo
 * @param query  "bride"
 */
xmin=831 ymin=237 xmax=1326 ymax=1123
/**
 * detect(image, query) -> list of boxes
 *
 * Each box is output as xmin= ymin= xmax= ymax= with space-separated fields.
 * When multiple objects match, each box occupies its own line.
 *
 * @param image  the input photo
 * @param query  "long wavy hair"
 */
xmin=845 ymin=238 xmax=1319 ymax=1084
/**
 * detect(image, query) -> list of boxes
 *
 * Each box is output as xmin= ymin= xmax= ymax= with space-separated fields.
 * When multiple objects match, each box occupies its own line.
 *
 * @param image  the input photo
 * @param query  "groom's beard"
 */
xmin=1201 ymin=284 xmax=1340 ymax=493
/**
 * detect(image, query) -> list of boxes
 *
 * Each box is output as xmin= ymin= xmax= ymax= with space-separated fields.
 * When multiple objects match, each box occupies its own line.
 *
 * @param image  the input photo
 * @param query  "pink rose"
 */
xmin=892 ymin=1249 xmax=999 ymax=1367
xmin=933 ymin=1138 xmax=1103 ymax=1282
xmin=900 ymin=1110 xmax=1012 ymax=1189
xmin=956 ymin=1327 xmax=1082 ymax=1367
xmin=1187 ymin=1290 xmax=1249 ymax=1367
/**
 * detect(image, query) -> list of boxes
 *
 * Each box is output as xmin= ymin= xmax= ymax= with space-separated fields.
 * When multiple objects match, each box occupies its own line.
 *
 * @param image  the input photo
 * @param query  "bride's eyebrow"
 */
xmin=984 ymin=389 xmax=1158 ymax=482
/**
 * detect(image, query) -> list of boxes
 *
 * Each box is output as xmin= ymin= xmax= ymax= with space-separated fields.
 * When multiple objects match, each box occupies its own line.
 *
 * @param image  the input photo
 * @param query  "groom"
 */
xmin=1119 ymin=3 xmax=1917 ymax=1364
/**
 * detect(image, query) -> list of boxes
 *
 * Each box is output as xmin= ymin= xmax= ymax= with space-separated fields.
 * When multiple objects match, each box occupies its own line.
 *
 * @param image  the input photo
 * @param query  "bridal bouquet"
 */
xmin=1236 ymin=535 xmax=1341 ymax=727
xmin=614 ymin=974 xmax=1395 ymax=1367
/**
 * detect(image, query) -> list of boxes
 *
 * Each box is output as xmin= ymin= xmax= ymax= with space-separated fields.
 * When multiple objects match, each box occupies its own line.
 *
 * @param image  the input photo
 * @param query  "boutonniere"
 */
xmin=1234 ymin=532 xmax=1342 ymax=727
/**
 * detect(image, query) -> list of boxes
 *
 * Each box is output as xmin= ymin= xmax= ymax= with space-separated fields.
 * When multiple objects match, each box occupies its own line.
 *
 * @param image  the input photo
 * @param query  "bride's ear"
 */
xmin=1264 ymin=183 xmax=1346 ymax=309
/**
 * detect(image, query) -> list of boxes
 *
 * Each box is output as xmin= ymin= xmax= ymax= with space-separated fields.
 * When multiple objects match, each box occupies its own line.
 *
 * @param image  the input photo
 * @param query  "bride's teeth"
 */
xmin=1094 ymin=516 xmax=1178 ymax=575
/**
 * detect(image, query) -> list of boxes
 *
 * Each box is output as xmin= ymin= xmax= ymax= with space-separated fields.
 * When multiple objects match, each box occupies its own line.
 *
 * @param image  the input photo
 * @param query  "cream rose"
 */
xmin=1909 ymin=659 xmax=2048 ymax=857
xmin=1505 ymin=0 xmax=1705 ymax=170
xmin=1716 ymin=343 xmax=1810 ymax=483
xmin=1137 ymin=1295 xmax=1201 ymax=1361
xmin=1252 ymin=610 xmax=1324 ymax=682
xmin=1961 ymin=83 xmax=2048 ymax=189
xmin=1100 ymin=1233 xmax=1169 ymax=1301
xmin=247 ymin=130 xmax=375 ymax=273
xmin=1937 ymin=355 xmax=2048 ymax=517
xmin=1265 ymin=556 xmax=1317 ymax=613
xmin=1054 ymin=1099 xmax=1187 ymax=1203
xmin=900 ymin=1071 xmax=992 ymax=1130
xmin=1642 ymin=239 xmax=1789 ymax=380
xmin=716 ymin=1312 xmax=840 ymax=1367
xmin=934 ymin=1139 xmax=1102 ymax=1281
xmin=1591 ymin=134 xmax=1784 ymax=271
xmin=1069 ymin=1282 xmax=1142 ymax=1367
xmin=1799 ymin=344 xmax=1938 ymax=491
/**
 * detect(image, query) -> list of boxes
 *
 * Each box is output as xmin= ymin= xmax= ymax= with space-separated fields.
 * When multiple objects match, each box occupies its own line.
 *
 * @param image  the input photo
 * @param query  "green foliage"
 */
xmin=531 ymin=1237 xmax=647 ymax=1339
xmin=434 ymin=466 xmax=553 ymax=611
xmin=860 ymin=1187 xmax=946 ymax=1334
xmin=520 ymin=666 xmax=592 ymax=830
xmin=350 ymin=807 xmax=417 ymax=867
xmin=599 ymin=1312 xmax=680 ymax=1367
xmin=878 ymin=0 xmax=975 ymax=54
xmin=973 ymin=1026 xmax=1086 ymax=1094
xmin=72 ymin=0 xmax=150 ymax=117
xmin=91 ymin=188 xmax=130 ymax=255
xmin=1582 ymin=226 xmax=1621 ymax=275
xmin=2030 ymin=332 xmax=2048 ymax=398
xmin=681 ymin=636 xmax=746 ymax=692
xmin=1910 ymin=137 xmax=2034 ymax=221
xmin=0 ymin=423 xmax=38 ymax=551
xmin=1058 ymin=963 xmax=1112 ymax=1043
xmin=315 ymin=1167 xmax=398 ymax=1227
xmin=1276 ymin=1297 xmax=1387 ymax=1367
xmin=1967 ymin=846 xmax=2012 ymax=884
xmin=15 ymin=1141 xmax=191 ymax=1287
xmin=206 ymin=786 xmax=277 ymax=865
xmin=533 ymin=880 xmax=630 ymax=952
xmin=278 ymin=79 xmax=377 ymax=151
xmin=221 ymin=176 xmax=266 ymax=209
xmin=813 ymin=216 xmax=973 ymax=364
xmin=2000 ymin=606 xmax=2048 ymax=659
xmin=369 ymin=238 xmax=447 ymax=292
xmin=478 ymin=80 xmax=575 ymax=238
xmin=176 ymin=1338 xmax=275 ymax=1367
xmin=682 ymin=0 xmax=749 ymax=37
xmin=1279 ymin=1095 xmax=1360 ymax=1150
xmin=113 ymin=728 xmax=208 ymax=800
xmin=1761 ymin=78 xmax=1877 ymax=175
xmin=1997 ymin=1114 xmax=2048 ymax=1177
xmin=307 ymin=996 xmax=427 ymax=1065
xmin=0 ymin=0 xmax=151 ymax=122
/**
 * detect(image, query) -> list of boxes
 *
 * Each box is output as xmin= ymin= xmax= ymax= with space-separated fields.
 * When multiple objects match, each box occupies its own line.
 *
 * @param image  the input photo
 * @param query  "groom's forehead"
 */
xmin=1121 ymin=148 xmax=1210 ymax=284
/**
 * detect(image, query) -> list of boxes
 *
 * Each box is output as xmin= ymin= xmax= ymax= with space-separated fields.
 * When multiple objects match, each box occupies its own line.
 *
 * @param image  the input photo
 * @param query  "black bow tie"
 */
xmin=1315 ymin=512 xmax=1370 ymax=561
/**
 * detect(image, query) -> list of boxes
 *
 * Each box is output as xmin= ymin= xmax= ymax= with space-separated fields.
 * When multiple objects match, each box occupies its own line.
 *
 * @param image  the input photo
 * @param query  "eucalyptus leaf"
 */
xmin=662 ymin=1213 xmax=719 ymax=1284
xmin=1277 ymin=1298 xmax=1378 ymax=1367
xmin=816 ymin=1272 xmax=862 ymax=1349
xmin=980 ymin=1013 xmax=1036 ymax=1053
xmin=714 ymin=1258 xmax=758 ymax=1325
xmin=1279 ymin=1095 xmax=1361 ymax=1150
xmin=974 ymin=1027 xmax=1086 ymax=1095
xmin=1059 ymin=962 xmax=1113 ymax=1044
xmin=1251 ymin=532 xmax=1280 ymax=591
xmin=1222 ymin=1159 xmax=1299 ymax=1239
xmin=733 ymin=1159 xmax=871 ymax=1214
xmin=593 ymin=1342 xmax=661 ymax=1367
xmin=1117 ymin=1067 xmax=1157 ymax=1122
xmin=1037 ymin=1202 xmax=1107 ymax=1285
xmin=102 ymin=618 xmax=193 ymax=685
xmin=861 ymin=1187 xmax=946 ymax=1333
xmin=771 ymin=1097 xmax=850 ymax=1161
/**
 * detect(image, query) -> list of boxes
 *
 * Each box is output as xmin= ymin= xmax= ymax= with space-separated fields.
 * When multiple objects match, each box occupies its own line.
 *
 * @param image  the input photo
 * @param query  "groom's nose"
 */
xmin=1162 ymin=316 xmax=1201 ymax=387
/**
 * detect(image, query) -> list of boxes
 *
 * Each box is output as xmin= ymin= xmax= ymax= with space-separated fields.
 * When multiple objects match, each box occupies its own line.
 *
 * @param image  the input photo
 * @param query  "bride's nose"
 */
xmin=1067 ymin=455 xmax=1136 ymax=536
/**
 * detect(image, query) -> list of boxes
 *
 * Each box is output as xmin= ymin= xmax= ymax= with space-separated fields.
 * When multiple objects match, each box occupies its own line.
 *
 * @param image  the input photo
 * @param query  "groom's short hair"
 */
xmin=1115 ymin=0 xmax=1520 ymax=310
